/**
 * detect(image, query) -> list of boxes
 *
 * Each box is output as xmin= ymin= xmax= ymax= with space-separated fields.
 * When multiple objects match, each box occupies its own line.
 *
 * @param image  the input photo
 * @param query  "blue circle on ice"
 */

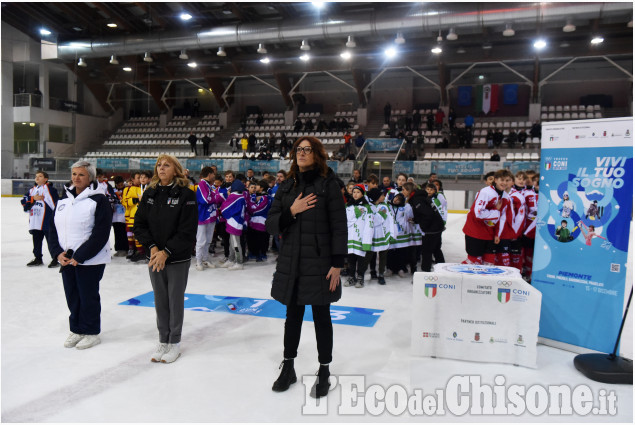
xmin=445 ymin=265 xmax=506 ymax=275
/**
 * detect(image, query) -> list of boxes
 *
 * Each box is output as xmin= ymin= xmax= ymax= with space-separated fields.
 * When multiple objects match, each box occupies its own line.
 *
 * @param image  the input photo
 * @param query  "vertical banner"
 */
xmin=533 ymin=118 xmax=633 ymax=353
xmin=502 ymin=84 xmax=519 ymax=105
xmin=457 ymin=86 xmax=472 ymax=106
xmin=475 ymin=84 xmax=500 ymax=114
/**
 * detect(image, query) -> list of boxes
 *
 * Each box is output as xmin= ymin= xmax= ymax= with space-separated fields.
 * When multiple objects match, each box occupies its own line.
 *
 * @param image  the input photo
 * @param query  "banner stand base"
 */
xmin=573 ymin=353 xmax=633 ymax=384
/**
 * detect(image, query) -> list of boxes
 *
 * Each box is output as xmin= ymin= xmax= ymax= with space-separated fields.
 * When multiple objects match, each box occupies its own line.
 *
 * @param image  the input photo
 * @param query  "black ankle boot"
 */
xmin=311 ymin=364 xmax=331 ymax=398
xmin=272 ymin=359 xmax=297 ymax=392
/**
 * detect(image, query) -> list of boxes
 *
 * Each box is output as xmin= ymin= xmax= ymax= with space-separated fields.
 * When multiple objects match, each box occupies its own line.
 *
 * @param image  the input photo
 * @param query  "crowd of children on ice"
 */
xmin=22 ymin=166 xmax=541 ymax=284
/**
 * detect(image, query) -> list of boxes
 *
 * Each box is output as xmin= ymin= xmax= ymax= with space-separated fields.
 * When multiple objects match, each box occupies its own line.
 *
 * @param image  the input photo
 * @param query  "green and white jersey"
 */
xmin=389 ymin=203 xmax=422 ymax=248
xmin=433 ymin=192 xmax=448 ymax=224
xmin=346 ymin=203 xmax=375 ymax=256
xmin=371 ymin=202 xmax=395 ymax=252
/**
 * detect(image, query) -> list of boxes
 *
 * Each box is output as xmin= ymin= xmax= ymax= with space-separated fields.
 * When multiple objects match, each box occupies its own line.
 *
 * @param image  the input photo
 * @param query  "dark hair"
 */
xmin=287 ymin=136 xmax=328 ymax=184
xmin=96 ymin=168 xmax=104 ymax=176
xmin=398 ymin=172 xmax=408 ymax=180
xmin=248 ymin=180 xmax=257 ymax=187
xmin=35 ymin=170 xmax=49 ymax=179
xmin=114 ymin=175 xmax=124 ymax=184
xmin=141 ymin=170 xmax=153 ymax=179
xmin=431 ymin=179 xmax=443 ymax=190
xmin=224 ymin=170 xmax=235 ymax=177
xmin=426 ymin=183 xmax=437 ymax=191
xmin=403 ymin=182 xmax=416 ymax=193
xmin=494 ymin=169 xmax=513 ymax=179
xmin=236 ymin=173 xmax=246 ymax=183
xmin=277 ymin=169 xmax=286 ymax=176
xmin=484 ymin=171 xmax=495 ymax=180
xmin=368 ymin=174 xmax=379 ymax=185
xmin=258 ymin=179 xmax=269 ymax=189
xmin=200 ymin=166 xmax=214 ymax=178
xmin=561 ymin=220 xmax=567 ymax=225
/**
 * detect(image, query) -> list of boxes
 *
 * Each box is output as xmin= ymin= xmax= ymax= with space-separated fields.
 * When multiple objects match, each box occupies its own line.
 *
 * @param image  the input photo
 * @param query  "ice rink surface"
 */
xmin=1 ymin=197 xmax=632 ymax=422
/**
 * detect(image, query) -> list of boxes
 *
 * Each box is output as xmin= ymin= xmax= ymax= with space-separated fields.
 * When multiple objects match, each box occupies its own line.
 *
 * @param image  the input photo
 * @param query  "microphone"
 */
xmin=58 ymin=249 xmax=74 ymax=273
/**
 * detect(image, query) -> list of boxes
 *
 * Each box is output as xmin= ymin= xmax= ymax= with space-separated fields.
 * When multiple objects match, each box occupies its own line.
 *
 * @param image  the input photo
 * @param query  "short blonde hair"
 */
xmin=149 ymin=154 xmax=190 ymax=188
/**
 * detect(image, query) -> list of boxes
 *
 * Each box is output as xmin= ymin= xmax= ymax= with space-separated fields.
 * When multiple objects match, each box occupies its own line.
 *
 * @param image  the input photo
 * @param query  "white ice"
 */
xmin=1 ymin=197 xmax=632 ymax=422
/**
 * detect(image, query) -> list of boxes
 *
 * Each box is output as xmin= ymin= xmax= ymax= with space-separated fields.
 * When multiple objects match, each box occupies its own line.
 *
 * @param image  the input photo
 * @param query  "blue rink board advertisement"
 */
xmin=532 ymin=118 xmax=632 ymax=353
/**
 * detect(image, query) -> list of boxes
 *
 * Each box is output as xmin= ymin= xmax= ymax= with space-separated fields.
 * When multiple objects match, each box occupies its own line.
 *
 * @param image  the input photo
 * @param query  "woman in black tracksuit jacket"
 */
xmin=134 ymin=154 xmax=198 ymax=364
xmin=265 ymin=136 xmax=347 ymax=399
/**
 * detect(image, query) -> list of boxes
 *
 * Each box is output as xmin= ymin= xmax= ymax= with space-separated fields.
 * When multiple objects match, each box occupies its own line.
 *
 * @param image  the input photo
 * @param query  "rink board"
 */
xmin=120 ymin=292 xmax=384 ymax=327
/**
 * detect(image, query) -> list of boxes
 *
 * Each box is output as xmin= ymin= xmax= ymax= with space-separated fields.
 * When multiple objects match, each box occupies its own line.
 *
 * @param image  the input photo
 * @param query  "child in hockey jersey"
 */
xmin=415 ymin=183 xmax=446 ymax=272
xmin=462 ymin=169 xmax=506 ymax=265
xmin=344 ymin=184 xmax=374 ymax=288
xmin=195 ymin=167 xmax=224 ymax=271
xmin=521 ymin=172 xmax=539 ymax=281
xmin=494 ymin=171 xmax=526 ymax=270
xmin=220 ymin=180 xmax=247 ymax=270
xmin=386 ymin=189 xmax=417 ymax=277
xmin=365 ymin=188 xmax=392 ymax=285
xmin=21 ymin=170 xmax=59 ymax=267
xmin=246 ymin=179 xmax=271 ymax=262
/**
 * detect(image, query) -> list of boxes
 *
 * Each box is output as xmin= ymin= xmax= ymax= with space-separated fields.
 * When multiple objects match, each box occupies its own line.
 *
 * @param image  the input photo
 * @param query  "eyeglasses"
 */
xmin=296 ymin=146 xmax=313 ymax=155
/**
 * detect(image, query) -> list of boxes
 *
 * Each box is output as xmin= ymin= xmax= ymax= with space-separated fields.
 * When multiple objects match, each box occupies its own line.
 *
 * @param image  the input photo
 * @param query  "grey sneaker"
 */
xmin=151 ymin=343 xmax=169 ymax=362
xmin=161 ymin=343 xmax=181 ymax=363
xmin=76 ymin=335 xmax=101 ymax=350
xmin=64 ymin=332 xmax=84 ymax=348
xmin=344 ymin=276 xmax=356 ymax=287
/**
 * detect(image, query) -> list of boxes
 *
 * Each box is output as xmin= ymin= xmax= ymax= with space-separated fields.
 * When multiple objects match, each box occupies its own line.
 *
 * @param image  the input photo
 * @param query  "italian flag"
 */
xmin=475 ymin=84 xmax=500 ymax=114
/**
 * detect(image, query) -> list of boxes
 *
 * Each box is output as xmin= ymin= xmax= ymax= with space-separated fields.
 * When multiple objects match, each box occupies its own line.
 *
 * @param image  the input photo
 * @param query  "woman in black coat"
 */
xmin=265 ymin=136 xmax=347 ymax=398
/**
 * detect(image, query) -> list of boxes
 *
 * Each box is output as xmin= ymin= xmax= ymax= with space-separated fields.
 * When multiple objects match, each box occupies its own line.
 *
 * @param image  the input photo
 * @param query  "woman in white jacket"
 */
xmin=49 ymin=161 xmax=112 ymax=350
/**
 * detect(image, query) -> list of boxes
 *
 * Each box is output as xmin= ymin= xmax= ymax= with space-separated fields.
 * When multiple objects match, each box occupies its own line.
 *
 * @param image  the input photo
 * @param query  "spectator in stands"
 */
xmin=530 ymin=121 xmax=542 ymax=139
xmin=397 ymin=128 xmax=405 ymax=141
xmin=384 ymin=102 xmax=392 ymax=124
xmin=304 ymin=118 xmax=314 ymax=132
xmin=404 ymin=131 xmax=415 ymax=155
xmin=264 ymin=150 xmax=273 ymax=161
xmin=188 ymin=132 xmax=198 ymax=156
xmin=279 ymin=136 xmax=290 ymax=159
xmin=416 ymin=132 xmax=425 ymax=154
xmin=448 ymin=108 xmax=457 ymax=129
xmin=464 ymin=113 xmax=474 ymax=130
xmin=257 ymin=151 xmax=268 ymax=161
xmin=404 ymin=114 xmax=412 ymax=131
xmin=440 ymin=124 xmax=450 ymax=148
xmin=294 ymin=117 xmax=303 ymax=132
xmin=256 ymin=113 xmax=264 ymax=126
xmin=486 ymin=129 xmax=495 ymax=148
xmin=351 ymin=169 xmax=363 ymax=184
xmin=493 ymin=129 xmax=504 ymax=147
xmin=518 ymin=129 xmax=528 ymax=148
xmin=435 ymin=108 xmax=445 ymax=130
xmin=426 ymin=110 xmax=434 ymax=131
xmin=465 ymin=128 xmax=474 ymax=148
xmin=355 ymin=132 xmax=365 ymax=149
xmin=248 ymin=133 xmax=257 ymax=154
xmin=229 ymin=136 xmax=238 ymax=153
xmin=192 ymin=99 xmax=200 ymax=117
xmin=202 ymin=133 xmax=212 ymax=156
xmin=506 ymin=129 xmax=518 ymax=148
xmin=33 ymin=87 xmax=43 ymax=107
xmin=317 ymin=118 xmax=328 ymax=132
xmin=413 ymin=109 xmax=421 ymax=130
xmin=240 ymin=134 xmax=249 ymax=155
xmin=328 ymin=117 xmax=338 ymax=131
xmin=490 ymin=150 xmax=501 ymax=162
xmin=240 ymin=115 xmax=247 ymax=132
xmin=340 ymin=117 xmax=350 ymax=131
xmin=333 ymin=144 xmax=346 ymax=162
xmin=388 ymin=118 xmax=397 ymax=138
xmin=268 ymin=133 xmax=277 ymax=152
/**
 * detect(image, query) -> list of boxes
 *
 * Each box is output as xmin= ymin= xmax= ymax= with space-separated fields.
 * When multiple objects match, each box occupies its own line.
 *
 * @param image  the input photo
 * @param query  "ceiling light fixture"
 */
xmin=123 ymin=67 xmax=132 ymax=72
xmin=300 ymin=54 xmax=310 ymax=62
xmin=107 ymin=23 xmax=117 ymax=28
xmin=312 ymin=1 xmax=325 ymax=9
xmin=478 ymin=75 xmax=485 ymax=80
xmin=260 ymin=57 xmax=270 ymax=64
xmin=109 ymin=55 xmax=119 ymax=65
xmin=446 ymin=28 xmax=458 ymax=41
xmin=257 ymin=43 xmax=267 ymax=54
xmin=187 ymin=62 xmax=197 ymax=68
xmin=143 ymin=52 xmax=153 ymax=62
xmin=436 ymin=30 xmax=443 ymax=43
xmin=77 ymin=57 xmax=87 ymax=67
xmin=590 ymin=36 xmax=604 ymax=44
xmin=431 ymin=46 xmax=442 ymax=54
xmin=340 ymin=51 xmax=352 ymax=60
xmin=385 ymin=47 xmax=397 ymax=58
xmin=300 ymin=40 xmax=311 ymax=51
xmin=345 ymin=36 xmax=356 ymax=48
xmin=395 ymin=33 xmax=405 ymax=44
xmin=482 ymin=42 xmax=493 ymax=50
xmin=533 ymin=39 xmax=547 ymax=50
xmin=180 ymin=13 xmax=192 ymax=21
xmin=563 ymin=20 xmax=576 ymax=32
xmin=457 ymin=47 xmax=466 ymax=54
xmin=503 ymin=24 xmax=515 ymax=37
xmin=217 ymin=47 xmax=226 ymax=57
xmin=179 ymin=49 xmax=189 ymax=60
xmin=39 ymin=28 xmax=51 ymax=36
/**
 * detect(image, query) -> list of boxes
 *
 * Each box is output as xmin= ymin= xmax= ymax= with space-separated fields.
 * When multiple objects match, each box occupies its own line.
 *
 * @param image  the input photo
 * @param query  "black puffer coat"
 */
xmin=266 ymin=167 xmax=347 ymax=306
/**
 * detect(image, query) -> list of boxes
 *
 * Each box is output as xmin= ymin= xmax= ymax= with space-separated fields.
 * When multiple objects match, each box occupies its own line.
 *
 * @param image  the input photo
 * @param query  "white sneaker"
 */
xmin=202 ymin=261 xmax=216 ymax=269
xmin=384 ymin=270 xmax=393 ymax=277
xmin=64 ymin=332 xmax=84 ymax=348
xmin=398 ymin=270 xmax=406 ymax=278
xmin=76 ymin=334 xmax=101 ymax=350
xmin=196 ymin=263 xmax=205 ymax=271
xmin=151 ymin=343 xmax=169 ymax=362
xmin=218 ymin=258 xmax=231 ymax=268
xmin=228 ymin=262 xmax=244 ymax=271
xmin=161 ymin=343 xmax=181 ymax=363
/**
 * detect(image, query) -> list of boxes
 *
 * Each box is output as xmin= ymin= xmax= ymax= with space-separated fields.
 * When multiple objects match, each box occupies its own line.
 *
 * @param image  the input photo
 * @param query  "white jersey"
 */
xmin=26 ymin=184 xmax=57 ymax=231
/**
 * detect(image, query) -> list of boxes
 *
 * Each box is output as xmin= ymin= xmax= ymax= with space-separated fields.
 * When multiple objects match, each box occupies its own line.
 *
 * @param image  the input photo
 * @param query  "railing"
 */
xmin=355 ymin=141 xmax=368 ymax=174
xmin=49 ymin=97 xmax=81 ymax=113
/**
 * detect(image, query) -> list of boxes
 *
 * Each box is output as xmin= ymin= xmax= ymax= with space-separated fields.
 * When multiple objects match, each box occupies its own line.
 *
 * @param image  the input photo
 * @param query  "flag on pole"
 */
xmin=457 ymin=86 xmax=472 ymax=106
xmin=475 ymin=84 xmax=500 ymax=114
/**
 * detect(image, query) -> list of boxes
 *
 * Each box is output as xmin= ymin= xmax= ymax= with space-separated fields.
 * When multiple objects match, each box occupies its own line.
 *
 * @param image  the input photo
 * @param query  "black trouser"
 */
xmin=112 ymin=222 xmax=128 ymax=251
xmin=367 ymin=251 xmax=387 ymax=275
xmin=284 ymin=282 xmax=333 ymax=364
xmin=247 ymin=228 xmax=269 ymax=257
xmin=203 ymin=143 xmax=210 ymax=156
xmin=347 ymin=253 xmax=368 ymax=278
xmin=190 ymin=143 xmax=197 ymax=155
xmin=421 ymin=233 xmax=442 ymax=272
xmin=432 ymin=235 xmax=445 ymax=264
xmin=31 ymin=229 xmax=51 ymax=259
xmin=217 ymin=222 xmax=230 ymax=258
xmin=387 ymin=247 xmax=415 ymax=273
xmin=62 ymin=264 xmax=105 ymax=335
